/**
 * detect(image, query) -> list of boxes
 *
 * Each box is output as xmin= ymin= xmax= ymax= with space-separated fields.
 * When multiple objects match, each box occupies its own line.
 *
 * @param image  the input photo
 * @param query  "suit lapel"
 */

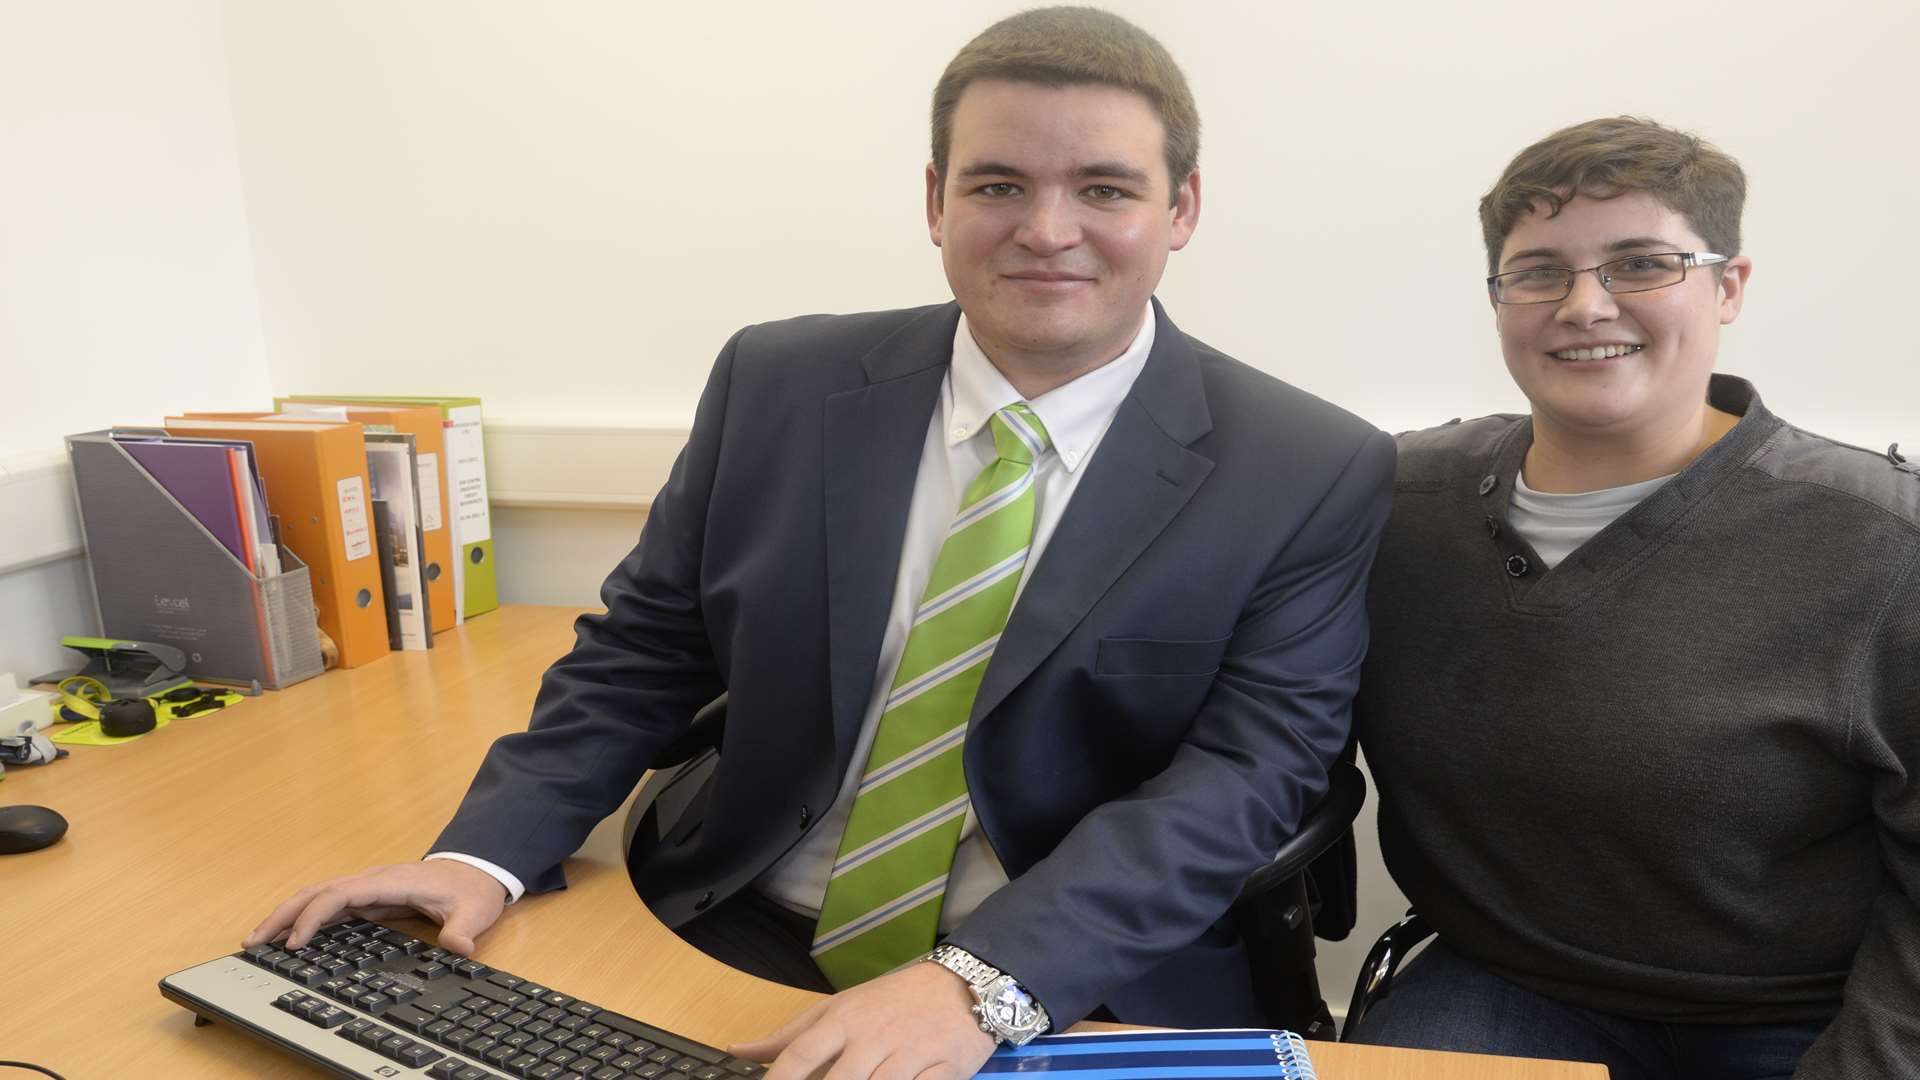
xmin=969 ymin=301 xmax=1215 ymax=726
xmin=823 ymin=306 xmax=958 ymax=757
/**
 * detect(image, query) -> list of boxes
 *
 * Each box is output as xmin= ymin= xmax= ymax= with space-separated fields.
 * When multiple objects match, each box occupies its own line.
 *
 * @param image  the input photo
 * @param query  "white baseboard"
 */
xmin=0 ymin=424 xmax=688 ymax=577
xmin=0 ymin=448 xmax=84 ymax=576
xmin=483 ymin=422 xmax=686 ymax=510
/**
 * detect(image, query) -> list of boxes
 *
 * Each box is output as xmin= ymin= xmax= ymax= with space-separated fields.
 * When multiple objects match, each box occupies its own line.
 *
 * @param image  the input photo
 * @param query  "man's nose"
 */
xmin=1014 ymin=192 xmax=1080 ymax=256
xmin=1555 ymin=267 xmax=1619 ymax=327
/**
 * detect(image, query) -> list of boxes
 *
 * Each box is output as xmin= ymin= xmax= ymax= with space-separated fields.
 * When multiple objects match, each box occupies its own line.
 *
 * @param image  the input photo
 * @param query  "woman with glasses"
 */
xmin=1349 ymin=117 xmax=1920 ymax=1080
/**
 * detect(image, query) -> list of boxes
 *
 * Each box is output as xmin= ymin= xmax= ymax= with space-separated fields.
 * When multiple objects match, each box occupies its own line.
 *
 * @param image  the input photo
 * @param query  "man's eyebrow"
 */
xmin=1607 ymin=236 xmax=1676 ymax=252
xmin=1502 ymin=247 xmax=1563 ymax=267
xmin=1077 ymin=162 xmax=1152 ymax=185
xmin=955 ymin=163 xmax=1029 ymax=180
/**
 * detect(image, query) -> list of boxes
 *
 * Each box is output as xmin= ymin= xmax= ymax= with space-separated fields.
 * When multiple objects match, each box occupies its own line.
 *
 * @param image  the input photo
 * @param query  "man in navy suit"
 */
xmin=250 ymin=9 xmax=1392 ymax=1078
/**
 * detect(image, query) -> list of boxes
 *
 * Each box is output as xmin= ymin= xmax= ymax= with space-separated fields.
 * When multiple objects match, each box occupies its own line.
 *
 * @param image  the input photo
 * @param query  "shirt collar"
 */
xmin=946 ymin=307 xmax=1154 ymax=472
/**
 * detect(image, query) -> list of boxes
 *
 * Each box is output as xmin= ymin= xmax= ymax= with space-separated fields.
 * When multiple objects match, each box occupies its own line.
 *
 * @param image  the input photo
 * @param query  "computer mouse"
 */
xmin=0 ymin=804 xmax=68 ymax=854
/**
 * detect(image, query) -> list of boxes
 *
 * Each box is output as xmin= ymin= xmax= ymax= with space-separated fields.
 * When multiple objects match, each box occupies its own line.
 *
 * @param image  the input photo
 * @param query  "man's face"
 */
xmin=927 ymin=79 xmax=1199 ymax=382
xmin=1494 ymin=191 xmax=1750 ymax=437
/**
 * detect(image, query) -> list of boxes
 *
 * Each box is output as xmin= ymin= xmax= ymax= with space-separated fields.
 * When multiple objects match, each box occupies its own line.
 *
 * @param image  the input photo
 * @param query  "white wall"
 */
xmin=7 ymin=0 xmax=1918 ymax=1019
xmin=0 ymin=0 xmax=267 ymax=681
xmin=217 ymin=0 xmax=1919 ymax=449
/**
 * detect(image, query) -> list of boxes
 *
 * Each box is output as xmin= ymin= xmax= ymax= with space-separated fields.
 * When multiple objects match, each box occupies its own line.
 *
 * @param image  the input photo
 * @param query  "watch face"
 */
xmin=983 ymin=976 xmax=1036 ymax=1030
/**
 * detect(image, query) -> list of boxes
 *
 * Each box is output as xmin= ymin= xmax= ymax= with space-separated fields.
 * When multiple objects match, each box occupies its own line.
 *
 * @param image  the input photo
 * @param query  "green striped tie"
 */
xmin=811 ymin=403 xmax=1052 ymax=988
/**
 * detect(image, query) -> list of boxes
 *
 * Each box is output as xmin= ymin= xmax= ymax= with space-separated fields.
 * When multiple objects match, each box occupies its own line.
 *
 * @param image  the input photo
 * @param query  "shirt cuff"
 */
xmin=424 ymin=851 xmax=526 ymax=904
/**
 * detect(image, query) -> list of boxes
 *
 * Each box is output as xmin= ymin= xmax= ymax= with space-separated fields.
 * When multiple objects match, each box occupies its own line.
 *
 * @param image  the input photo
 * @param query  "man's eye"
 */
xmin=979 ymin=182 xmax=1019 ymax=197
xmin=1084 ymin=185 xmax=1126 ymax=200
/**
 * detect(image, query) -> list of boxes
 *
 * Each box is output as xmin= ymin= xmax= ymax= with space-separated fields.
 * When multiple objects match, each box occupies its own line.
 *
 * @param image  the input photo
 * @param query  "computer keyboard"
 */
xmin=159 ymin=919 xmax=767 ymax=1080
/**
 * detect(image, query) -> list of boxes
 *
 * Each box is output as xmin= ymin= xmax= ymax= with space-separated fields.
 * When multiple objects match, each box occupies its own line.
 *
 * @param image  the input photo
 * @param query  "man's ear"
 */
xmin=1717 ymin=255 xmax=1752 ymax=325
xmin=1168 ymin=168 xmax=1201 ymax=251
xmin=926 ymin=163 xmax=945 ymax=248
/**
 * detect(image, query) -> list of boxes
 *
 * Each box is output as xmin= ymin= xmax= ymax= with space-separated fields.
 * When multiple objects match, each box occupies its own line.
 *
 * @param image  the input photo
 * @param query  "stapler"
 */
xmin=32 ymin=637 xmax=193 ymax=700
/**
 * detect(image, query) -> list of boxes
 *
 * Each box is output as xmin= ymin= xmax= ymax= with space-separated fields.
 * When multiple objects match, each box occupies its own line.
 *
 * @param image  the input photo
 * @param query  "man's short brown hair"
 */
xmin=930 ymin=6 xmax=1199 ymax=201
xmin=1480 ymin=117 xmax=1746 ymax=273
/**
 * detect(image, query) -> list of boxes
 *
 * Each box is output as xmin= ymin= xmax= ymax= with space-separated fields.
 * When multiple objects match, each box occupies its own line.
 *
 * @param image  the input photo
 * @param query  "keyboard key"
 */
xmin=387 ymin=1004 xmax=435 ymax=1032
xmin=456 ymin=960 xmax=493 ymax=979
xmin=691 ymin=1068 xmax=727 ymax=1080
xmin=356 ymin=1024 xmax=393 ymax=1050
xmin=429 ymin=1062 xmax=465 ymax=1079
xmin=566 ymin=1002 xmax=601 ymax=1019
xmin=527 ymin=1065 xmax=563 ymax=1080
xmin=424 ymin=1019 xmax=458 ymax=1040
xmin=291 ymin=965 xmax=327 ymax=987
xmin=485 ymin=1044 xmax=519 ymax=1066
xmin=670 ymin=1057 xmax=703 ymax=1073
xmin=489 ymin=972 xmax=525 ymax=989
xmin=610 ymin=1053 xmax=645 ymax=1070
xmin=524 ymin=1038 xmax=557 ymax=1058
xmin=465 ymin=1035 xmax=499 ymax=1057
xmin=292 ymin=999 xmax=324 ymax=1020
xmin=544 ymin=1048 xmax=579 ymax=1069
xmin=518 ymin=982 xmax=550 ymax=998
xmin=543 ymin=993 xmax=574 ymax=1009
xmin=416 ymin=961 xmax=451 ymax=980
xmin=366 ymin=976 xmax=396 ymax=992
xmin=506 ymin=1055 xmax=540 ymax=1076
xmin=645 ymin=1048 xmax=678 ymax=1065
xmin=723 ymin=1061 xmax=763 ymax=1076
xmin=630 ymin=1065 xmax=667 ymax=1079
xmin=454 ymin=1067 xmax=493 ymax=1080
xmin=243 ymin=945 xmax=275 ymax=964
xmin=589 ymin=1067 xmax=624 ymax=1080
xmin=312 ymin=1006 xmax=349 ymax=1029
xmin=356 ymin=991 xmax=389 ymax=1013
xmin=397 ymin=1043 xmax=444 ymax=1067
xmin=378 ymin=1034 xmax=413 ymax=1058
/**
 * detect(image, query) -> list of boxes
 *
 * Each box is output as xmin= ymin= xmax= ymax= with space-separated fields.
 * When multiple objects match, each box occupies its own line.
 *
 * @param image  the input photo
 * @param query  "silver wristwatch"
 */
xmin=923 ymin=944 xmax=1051 ymax=1046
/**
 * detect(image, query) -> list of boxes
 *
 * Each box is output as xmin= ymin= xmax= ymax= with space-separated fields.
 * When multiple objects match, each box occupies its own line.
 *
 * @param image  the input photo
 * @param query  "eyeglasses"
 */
xmin=1488 ymin=252 xmax=1728 ymax=305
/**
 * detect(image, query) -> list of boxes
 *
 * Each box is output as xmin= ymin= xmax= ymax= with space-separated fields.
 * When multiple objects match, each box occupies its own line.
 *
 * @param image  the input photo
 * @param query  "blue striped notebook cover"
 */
xmin=976 ymin=1029 xmax=1316 ymax=1078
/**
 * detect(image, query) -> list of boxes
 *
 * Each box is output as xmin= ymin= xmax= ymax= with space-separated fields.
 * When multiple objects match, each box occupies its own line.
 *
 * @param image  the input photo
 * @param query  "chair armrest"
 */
xmin=652 ymin=693 xmax=728 ymax=767
xmin=1237 ymin=759 xmax=1367 ymax=902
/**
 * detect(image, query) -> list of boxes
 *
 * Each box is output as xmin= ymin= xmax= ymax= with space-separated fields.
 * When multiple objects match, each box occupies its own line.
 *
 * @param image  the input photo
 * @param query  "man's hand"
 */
xmin=244 ymin=860 xmax=508 ymax=956
xmin=732 ymin=960 xmax=997 ymax=1080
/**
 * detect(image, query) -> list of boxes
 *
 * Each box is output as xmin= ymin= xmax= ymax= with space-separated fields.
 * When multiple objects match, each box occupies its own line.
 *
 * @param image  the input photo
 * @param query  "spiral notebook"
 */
xmin=977 ymin=1028 xmax=1317 ymax=1078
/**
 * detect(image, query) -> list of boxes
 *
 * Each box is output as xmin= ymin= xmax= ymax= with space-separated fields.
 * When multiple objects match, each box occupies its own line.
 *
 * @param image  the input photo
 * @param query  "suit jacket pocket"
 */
xmin=1095 ymin=635 xmax=1231 ymax=677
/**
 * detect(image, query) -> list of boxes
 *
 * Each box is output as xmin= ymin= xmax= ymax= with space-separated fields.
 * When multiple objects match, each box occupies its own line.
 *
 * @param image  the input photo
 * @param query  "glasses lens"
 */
xmin=1494 ymin=268 xmax=1572 ymax=303
xmin=1601 ymin=253 xmax=1686 ymax=293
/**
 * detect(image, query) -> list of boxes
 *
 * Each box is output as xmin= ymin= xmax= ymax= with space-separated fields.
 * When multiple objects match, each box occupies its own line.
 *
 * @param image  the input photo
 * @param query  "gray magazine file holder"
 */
xmin=66 ymin=430 xmax=326 ymax=690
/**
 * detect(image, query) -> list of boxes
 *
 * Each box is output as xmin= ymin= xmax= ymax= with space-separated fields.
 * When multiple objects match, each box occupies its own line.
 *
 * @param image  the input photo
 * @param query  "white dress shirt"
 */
xmin=432 ymin=308 xmax=1154 ymax=921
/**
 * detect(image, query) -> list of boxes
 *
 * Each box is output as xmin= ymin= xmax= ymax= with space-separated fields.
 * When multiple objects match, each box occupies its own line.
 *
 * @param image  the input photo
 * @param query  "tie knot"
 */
xmin=989 ymin=404 xmax=1051 ymax=465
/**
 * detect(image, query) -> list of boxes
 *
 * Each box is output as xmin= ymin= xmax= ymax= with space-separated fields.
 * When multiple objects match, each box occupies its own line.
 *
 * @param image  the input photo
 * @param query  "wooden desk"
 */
xmin=2 ymin=606 xmax=1600 ymax=1079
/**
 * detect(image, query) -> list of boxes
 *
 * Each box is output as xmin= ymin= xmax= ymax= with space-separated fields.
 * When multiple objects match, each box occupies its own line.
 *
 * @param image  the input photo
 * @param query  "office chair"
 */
xmin=1338 ymin=910 xmax=1434 ymax=1041
xmin=621 ymin=694 xmax=1368 ymax=1039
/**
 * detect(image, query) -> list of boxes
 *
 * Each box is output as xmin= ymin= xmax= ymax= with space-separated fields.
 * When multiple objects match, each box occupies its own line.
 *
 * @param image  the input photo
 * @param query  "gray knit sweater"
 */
xmin=1356 ymin=375 xmax=1920 ymax=1078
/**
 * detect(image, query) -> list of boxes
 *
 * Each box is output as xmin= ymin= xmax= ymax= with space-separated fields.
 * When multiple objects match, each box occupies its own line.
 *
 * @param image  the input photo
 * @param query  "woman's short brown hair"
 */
xmin=1480 ymin=117 xmax=1746 ymax=273
xmin=930 ymin=7 xmax=1199 ymax=202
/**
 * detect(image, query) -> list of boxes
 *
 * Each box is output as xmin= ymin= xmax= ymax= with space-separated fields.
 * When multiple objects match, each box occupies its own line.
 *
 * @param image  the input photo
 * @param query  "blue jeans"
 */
xmin=1347 ymin=941 xmax=1828 ymax=1080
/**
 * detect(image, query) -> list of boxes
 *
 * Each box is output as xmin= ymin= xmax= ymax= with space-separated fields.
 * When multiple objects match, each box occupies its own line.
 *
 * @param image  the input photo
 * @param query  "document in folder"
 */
xmin=162 ymin=416 xmax=391 ymax=669
xmin=364 ymin=433 xmax=432 ymax=650
xmin=272 ymin=400 xmax=457 ymax=636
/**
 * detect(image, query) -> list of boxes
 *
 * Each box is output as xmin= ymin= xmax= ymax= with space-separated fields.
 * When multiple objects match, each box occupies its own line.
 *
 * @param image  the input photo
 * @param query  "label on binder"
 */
xmin=338 ymin=475 xmax=372 ymax=561
xmin=416 ymin=452 xmax=443 ymax=532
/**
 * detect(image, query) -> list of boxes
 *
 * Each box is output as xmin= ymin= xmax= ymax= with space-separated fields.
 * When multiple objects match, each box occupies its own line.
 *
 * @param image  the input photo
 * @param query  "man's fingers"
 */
xmin=761 ymin=1024 xmax=846 ymax=1080
xmin=435 ymin=902 xmax=493 ymax=957
xmin=730 ymin=999 xmax=829 ymax=1062
xmin=244 ymin=881 xmax=328 ymax=947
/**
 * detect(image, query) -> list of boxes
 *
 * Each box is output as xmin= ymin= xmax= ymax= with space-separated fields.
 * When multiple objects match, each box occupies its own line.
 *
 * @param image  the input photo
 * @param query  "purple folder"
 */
xmin=117 ymin=439 xmax=250 ymax=568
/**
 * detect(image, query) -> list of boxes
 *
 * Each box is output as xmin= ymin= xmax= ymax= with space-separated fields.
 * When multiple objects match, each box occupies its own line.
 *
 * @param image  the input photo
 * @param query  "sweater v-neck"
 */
xmin=1477 ymin=374 xmax=1783 ymax=614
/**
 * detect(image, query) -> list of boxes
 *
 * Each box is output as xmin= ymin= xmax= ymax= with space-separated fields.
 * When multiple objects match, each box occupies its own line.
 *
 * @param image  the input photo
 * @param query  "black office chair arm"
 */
xmin=1338 ymin=910 xmax=1433 ymax=1041
xmin=1237 ymin=759 xmax=1367 ymax=903
xmin=652 ymin=693 xmax=728 ymax=768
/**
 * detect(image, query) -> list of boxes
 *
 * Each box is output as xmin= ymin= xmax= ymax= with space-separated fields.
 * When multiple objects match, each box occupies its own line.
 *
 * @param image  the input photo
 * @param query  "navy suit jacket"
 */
xmin=434 ymin=300 xmax=1394 ymax=1028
